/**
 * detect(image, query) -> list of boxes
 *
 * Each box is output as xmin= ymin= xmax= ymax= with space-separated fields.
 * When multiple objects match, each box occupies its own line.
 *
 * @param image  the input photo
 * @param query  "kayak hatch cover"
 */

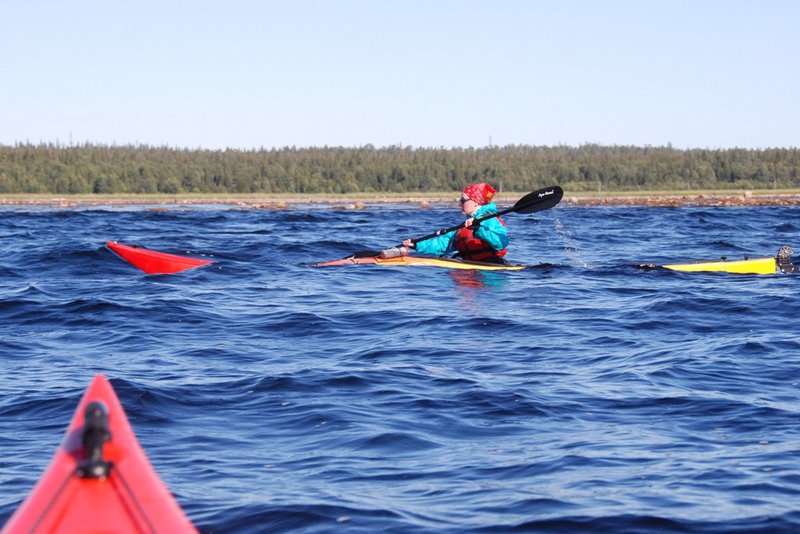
xmin=2 ymin=374 xmax=198 ymax=534
xmin=107 ymin=241 xmax=213 ymax=275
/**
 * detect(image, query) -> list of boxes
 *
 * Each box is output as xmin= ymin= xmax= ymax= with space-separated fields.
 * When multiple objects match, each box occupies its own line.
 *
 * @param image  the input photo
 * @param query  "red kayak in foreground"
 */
xmin=107 ymin=241 xmax=212 ymax=275
xmin=3 ymin=375 xmax=197 ymax=534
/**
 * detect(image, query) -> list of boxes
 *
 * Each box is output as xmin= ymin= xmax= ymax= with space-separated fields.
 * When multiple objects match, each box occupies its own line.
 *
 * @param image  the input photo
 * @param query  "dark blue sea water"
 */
xmin=1 ymin=201 xmax=799 ymax=533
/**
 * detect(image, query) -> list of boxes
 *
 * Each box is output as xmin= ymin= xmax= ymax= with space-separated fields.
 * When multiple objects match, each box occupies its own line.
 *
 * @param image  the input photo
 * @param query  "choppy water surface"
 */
xmin=1 ymin=202 xmax=799 ymax=532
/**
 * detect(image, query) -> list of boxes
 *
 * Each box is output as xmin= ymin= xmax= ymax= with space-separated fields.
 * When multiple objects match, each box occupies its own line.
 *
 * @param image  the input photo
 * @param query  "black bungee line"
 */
xmin=26 ymin=401 xmax=158 ymax=534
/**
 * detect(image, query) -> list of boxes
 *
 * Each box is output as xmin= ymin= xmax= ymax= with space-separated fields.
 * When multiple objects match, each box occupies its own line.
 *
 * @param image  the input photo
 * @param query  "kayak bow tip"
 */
xmin=106 ymin=241 xmax=213 ymax=275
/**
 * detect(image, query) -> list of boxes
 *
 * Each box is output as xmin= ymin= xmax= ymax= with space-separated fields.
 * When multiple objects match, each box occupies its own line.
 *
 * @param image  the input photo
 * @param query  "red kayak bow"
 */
xmin=107 ymin=241 xmax=212 ymax=275
xmin=3 ymin=375 xmax=197 ymax=533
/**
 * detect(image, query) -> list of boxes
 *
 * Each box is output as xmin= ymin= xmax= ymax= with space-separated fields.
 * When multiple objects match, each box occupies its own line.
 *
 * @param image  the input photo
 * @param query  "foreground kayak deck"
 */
xmin=3 ymin=375 xmax=197 ymax=534
xmin=107 ymin=241 xmax=213 ymax=275
xmin=313 ymin=254 xmax=528 ymax=271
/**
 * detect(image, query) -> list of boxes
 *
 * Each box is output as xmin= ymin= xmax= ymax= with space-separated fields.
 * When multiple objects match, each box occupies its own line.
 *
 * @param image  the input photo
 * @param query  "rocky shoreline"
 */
xmin=1 ymin=192 xmax=800 ymax=209
xmin=565 ymin=192 xmax=800 ymax=207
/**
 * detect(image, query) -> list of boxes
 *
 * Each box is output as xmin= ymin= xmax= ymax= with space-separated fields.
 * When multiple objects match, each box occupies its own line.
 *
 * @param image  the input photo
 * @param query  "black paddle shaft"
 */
xmin=350 ymin=185 xmax=563 ymax=258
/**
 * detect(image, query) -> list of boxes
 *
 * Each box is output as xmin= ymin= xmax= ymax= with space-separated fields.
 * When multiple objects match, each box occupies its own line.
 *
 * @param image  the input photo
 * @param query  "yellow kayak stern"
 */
xmin=662 ymin=246 xmax=796 ymax=275
xmin=664 ymin=256 xmax=777 ymax=275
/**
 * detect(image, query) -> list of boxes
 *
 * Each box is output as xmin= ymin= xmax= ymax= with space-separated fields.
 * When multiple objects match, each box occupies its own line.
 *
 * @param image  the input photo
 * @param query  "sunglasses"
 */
xmin=459 ymin=197 xmax=471 ymax=204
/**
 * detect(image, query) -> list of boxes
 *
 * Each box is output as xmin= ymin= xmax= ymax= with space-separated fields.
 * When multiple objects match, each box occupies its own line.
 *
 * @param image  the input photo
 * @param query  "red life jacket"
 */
xmin=454 ymin=218 xmax=507 ymax=261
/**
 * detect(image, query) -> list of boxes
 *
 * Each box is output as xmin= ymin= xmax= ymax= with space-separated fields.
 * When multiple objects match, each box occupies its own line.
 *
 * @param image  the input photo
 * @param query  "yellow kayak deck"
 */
xmin=664 ymin=256 xmax=777 ymax=275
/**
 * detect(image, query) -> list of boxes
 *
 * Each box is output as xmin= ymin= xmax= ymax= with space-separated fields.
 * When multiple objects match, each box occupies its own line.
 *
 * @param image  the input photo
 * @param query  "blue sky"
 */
xmin=2 ymin=0 xmax=798 ymax=149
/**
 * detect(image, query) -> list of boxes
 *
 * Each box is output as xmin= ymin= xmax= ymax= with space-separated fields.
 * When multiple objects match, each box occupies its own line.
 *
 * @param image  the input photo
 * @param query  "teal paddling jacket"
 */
xmin=414 ymin=203 xmax=509 ymax=256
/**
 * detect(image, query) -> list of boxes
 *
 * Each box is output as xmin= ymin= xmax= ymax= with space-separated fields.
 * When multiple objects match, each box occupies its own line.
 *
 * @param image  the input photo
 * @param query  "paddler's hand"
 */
xmin=402 ymin=239 xmax=415 ymax=249
xmin=465 ymin=218 xmax=480 ymax=230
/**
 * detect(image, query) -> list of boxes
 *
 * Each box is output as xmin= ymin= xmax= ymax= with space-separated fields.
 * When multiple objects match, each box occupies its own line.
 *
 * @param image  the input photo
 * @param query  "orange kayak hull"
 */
xmin=313 ymin=255 xmax=527 ymax=271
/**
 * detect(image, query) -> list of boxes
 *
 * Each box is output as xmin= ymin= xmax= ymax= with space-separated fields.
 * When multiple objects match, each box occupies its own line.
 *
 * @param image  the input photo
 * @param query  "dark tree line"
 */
xmin=1 ymin=143 xmax=798 ymax=195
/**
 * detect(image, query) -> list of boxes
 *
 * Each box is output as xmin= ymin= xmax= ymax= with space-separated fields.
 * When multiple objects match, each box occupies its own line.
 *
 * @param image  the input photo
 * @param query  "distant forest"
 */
xmin=1 ymin=143 xmax=799 ymax=195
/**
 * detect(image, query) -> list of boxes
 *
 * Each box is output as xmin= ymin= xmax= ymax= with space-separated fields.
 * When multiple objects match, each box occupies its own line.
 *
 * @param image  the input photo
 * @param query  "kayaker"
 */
xmin=403 ymin=182 xmax=509 ymax=263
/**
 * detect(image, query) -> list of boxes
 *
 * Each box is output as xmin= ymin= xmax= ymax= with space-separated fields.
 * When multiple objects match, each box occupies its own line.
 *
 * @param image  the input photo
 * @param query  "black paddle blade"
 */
xmin=511 ymin=185 xmax=563 ymax=214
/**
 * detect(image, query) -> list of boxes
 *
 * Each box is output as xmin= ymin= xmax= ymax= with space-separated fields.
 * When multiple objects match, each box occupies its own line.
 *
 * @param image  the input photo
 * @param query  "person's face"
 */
xmin=459 ymin=195 xmax=478 ymax=216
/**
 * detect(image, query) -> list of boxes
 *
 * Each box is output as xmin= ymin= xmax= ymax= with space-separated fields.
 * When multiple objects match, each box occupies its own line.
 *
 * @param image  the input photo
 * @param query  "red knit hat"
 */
xmin=462 ymin=183 xmax=497 ymax=205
